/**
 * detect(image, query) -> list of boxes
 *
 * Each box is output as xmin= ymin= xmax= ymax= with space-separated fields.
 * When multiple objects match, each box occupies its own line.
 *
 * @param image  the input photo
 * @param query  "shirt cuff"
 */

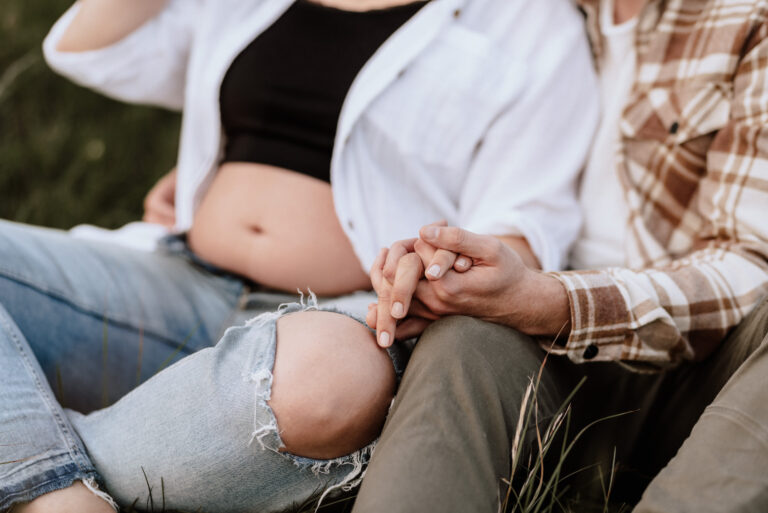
xmin=546 ymin=269 xmax=634 ymax=363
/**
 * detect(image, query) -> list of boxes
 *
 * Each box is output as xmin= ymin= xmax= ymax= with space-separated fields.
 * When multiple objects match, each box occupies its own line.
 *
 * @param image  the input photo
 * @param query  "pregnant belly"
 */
xmin=187 ymin=162 xmax=370 ymax=295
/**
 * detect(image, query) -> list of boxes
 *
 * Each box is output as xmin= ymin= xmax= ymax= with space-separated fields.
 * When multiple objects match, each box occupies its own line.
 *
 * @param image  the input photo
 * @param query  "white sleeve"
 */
xmin=42 ymin=0 xmax=201 ymax=110
xmin=458 ymin=5 xmax=599 ymax=272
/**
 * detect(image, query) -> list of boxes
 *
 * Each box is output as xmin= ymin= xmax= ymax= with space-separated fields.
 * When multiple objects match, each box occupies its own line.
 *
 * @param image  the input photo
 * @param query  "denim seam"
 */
xmin=0 ymin=270 xmax=210 ymax=353
xmin=0 ymin=466 xmax=98 ymax=509
xmin=0 ymin=449 xmax=82 ymax=480
xmin=0 ymin=308 xmax=93 ymax=477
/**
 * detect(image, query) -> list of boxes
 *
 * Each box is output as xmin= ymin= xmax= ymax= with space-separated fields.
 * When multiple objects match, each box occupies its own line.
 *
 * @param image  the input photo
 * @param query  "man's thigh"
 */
xmin=569 ymin=295 xmax=768 ymax=506
xmin=354 ymin=316 xmax=576 ymax=513
xmin=634 ymin=296 xmax=768 ymax=513
xmin=0 ymin=220 xmax=244 ymax=411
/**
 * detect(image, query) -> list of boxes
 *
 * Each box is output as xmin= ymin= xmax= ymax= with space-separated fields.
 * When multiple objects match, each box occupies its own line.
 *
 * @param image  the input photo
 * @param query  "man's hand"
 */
xmin=367 ymin=224 xmax=570 ymax=345
xmin=143 ymin=168 xmax=177 ymax=228
xmin=414 ymin=226 xmax=570 ymax=337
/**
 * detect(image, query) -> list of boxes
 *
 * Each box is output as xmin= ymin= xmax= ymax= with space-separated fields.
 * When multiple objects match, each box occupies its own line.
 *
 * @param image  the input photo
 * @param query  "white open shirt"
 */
xmin=569 ymin=0 xmax=636 ymax=270
xmin=44 ymin=0 xmax=598 ymax=272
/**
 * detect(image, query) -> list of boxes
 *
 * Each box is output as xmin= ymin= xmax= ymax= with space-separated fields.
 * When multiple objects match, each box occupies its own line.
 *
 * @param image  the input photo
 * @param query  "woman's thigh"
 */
xmin=0 ymin=220 xmax=244 ymax=411
xmin=67 ymin=305 xmax=395 ymax=513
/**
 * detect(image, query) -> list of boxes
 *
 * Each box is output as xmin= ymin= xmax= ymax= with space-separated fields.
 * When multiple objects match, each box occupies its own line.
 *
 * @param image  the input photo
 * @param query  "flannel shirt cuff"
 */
xmin=545 ymin=270 xmax=633 ymax=363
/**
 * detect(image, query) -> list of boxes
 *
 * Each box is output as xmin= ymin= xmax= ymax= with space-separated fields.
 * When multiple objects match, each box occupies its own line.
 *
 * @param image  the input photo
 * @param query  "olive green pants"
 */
xmin=353 ymin=296 xmax=768 ymax=513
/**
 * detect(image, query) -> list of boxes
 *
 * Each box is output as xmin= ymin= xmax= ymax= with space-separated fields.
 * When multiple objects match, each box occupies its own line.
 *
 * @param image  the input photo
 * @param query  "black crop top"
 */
xmin=219 ymin=0 xmax=425 ymax=183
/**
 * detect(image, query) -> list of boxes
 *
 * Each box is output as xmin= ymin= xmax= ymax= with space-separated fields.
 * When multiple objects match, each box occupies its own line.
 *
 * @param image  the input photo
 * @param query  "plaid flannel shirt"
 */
xmin=548 ymin=0 xmax=768 ymax=368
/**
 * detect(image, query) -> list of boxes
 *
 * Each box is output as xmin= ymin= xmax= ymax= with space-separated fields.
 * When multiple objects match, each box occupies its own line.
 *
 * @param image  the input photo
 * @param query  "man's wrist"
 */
xmin=514 ymin=271 xmax=571 ymax=338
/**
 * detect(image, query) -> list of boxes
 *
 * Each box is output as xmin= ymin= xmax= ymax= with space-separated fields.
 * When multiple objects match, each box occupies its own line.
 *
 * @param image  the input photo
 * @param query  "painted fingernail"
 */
xmin=426 ymin=264 xmax=441 ymax=278
xmin=456 ymin=257 xmax=469 ymax=269
xmin=391 ymin=301 xmax=404 ymax=317
xmin=379 ymin=331 xmax=391 ymax=347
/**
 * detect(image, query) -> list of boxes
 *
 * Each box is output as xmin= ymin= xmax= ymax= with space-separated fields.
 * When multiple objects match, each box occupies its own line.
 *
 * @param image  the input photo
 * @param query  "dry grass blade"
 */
xmin=0 ymin=51 xmax=39 ymax=103
xmin=154 ymin=321 xmax=202 ymax=376
xmin=136 ymin=325 xmax=145 ymax=386
xmin=499 ymin=350 xmax=634 ymax=513
xmin=505 ymin=377 xmax=535 ymax=509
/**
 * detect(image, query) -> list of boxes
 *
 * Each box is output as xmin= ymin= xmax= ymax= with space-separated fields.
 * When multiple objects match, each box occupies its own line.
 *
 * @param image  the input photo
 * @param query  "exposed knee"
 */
xmin=269 ymin=311 xmax=395 ymax=460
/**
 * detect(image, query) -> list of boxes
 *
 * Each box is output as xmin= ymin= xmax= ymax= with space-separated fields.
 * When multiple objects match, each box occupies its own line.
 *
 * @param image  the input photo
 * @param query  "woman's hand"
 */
xmin=368 ymin=244 xmax=436 ymax=347
xmin=367 ymin=222 xmax=472 ymax=346
xmin=143 ymin=167 xmax=177 ymax=228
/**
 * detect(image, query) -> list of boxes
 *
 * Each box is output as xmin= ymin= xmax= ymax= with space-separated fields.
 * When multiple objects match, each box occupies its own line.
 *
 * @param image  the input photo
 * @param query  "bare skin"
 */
xmin=614 ymin=0 xmax=645 ymax=23
xmin=14 ymin=482 xmax=113 ymax=513
xmin=56 ymin=0 xmax=171 ymax=53
xmin=143 ymin=167 xmax=176 ymax=227
xmin=187 ymin=163 xmax=371 ymax=295
xmin=368 ymin=225 xmax=572 ymax=346
xmin=368 ymin=221 xmax=544 ymax=347
xmin=271 ymin=311 xmax=395 ymax=459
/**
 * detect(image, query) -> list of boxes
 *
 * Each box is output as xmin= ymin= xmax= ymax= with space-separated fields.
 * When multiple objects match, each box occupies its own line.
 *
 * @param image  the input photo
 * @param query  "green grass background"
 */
xmin=1 ymin=0 xmax=180 ymax=229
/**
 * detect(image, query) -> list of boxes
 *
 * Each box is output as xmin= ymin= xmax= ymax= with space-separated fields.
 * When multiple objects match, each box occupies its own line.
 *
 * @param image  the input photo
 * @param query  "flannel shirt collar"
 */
xmin=575 ymin=0 xmax=666 ymax=63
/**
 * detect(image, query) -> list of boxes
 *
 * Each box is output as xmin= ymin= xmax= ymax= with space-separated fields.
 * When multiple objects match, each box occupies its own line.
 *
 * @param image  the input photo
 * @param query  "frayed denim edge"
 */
xmin=82 ymin=477 xmax=119 ymax=511
xmin=1 ymin=470 xmax=116 ymax=512
xmin=242 ymin=291 xmax=380 ymax=511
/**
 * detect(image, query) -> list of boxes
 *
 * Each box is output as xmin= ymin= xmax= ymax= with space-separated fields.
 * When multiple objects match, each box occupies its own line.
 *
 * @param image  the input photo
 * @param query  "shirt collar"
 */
xmin=575 ymin=0 xmax=666 ymax=63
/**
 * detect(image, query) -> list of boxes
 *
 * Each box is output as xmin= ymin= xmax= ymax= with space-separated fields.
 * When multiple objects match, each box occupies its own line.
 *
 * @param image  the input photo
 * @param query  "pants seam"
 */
xmin=0 ymin=272 xmax=213 ymax=353
xmin=701 ymin=404 xmax=768 ymax=451
xmin=0 ymin=307 xmax=92 ymax=477
xmin=0 ymin=467 xmax=98 ymax=509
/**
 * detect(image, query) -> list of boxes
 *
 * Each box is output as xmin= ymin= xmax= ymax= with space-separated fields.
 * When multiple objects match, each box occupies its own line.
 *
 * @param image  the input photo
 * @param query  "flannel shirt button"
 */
xmin=669 ymin=121 xmax=680 ymax=134
xmin=583 ymin=344 xmax=599 ymax=360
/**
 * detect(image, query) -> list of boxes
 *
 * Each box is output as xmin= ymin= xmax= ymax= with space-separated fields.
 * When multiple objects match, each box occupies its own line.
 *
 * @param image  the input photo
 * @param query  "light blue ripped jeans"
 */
xmin=0 ymin=219 xmax=394 ymax=512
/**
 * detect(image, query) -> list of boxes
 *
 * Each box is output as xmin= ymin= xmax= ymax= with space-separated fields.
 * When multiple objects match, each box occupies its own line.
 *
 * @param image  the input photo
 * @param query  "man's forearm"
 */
xmin=513 ymin=271 xmax=571 ymax=339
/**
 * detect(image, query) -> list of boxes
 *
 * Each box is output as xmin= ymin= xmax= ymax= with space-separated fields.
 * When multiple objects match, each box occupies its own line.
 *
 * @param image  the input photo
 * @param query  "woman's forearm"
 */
xmin=56 ymin=0 xmax=170 ymax=52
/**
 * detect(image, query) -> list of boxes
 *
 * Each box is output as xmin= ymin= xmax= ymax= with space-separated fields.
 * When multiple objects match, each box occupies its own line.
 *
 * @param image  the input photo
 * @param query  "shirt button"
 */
xmin=453 ymin=8 xmax=461 ymax=18
xmin=397 ymin=69 xmax=406 ymax=79
xmin=582 ymin=344 xmax=599 ymax=360
xmin=347 ymin=220 xmax=355 ymax=230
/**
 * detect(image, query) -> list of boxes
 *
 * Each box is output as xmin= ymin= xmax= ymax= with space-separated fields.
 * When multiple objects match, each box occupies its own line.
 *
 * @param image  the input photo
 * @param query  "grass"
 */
xmin=1 ymin=0 xmax=180 ymax=229
xmin=499 ymin=356 xmax=632 ymax=513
